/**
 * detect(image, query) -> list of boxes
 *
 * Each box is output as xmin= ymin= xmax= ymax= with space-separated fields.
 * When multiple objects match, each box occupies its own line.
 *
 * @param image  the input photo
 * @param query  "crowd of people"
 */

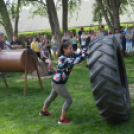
xmin=0 ymin=24 xmax=134 ymax=75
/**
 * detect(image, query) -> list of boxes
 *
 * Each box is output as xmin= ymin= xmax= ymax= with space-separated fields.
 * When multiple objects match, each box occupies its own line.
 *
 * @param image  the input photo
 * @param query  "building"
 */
xmin=0 ymin=1 xmax=134 ymax=33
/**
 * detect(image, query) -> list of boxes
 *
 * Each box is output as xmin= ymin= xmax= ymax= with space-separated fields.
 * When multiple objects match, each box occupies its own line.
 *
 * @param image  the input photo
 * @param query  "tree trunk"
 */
xmin=62 ymin=0 xmax=68 ymax=33
xmin=112 ymin=0 xmax=120 ymax=31
xmin=46 ymin=0 xmax=62 ymax=47
xmin=14 ymin=0 xmax=21 ymax=37
xmin=0 ymin=0 xmax=13 ymax=41
xmin=47 ymin=6 xmax=55 ymax=35
xmin=98 ymin=0 xmax=113 ymax=32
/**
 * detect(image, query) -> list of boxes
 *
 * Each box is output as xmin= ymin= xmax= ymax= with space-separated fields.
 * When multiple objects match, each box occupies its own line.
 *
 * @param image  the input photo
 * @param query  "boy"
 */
xmin=81 ymin=31 xmax=87 ymax=49
xmin=114 ymin=28 xmax=123 ymax=51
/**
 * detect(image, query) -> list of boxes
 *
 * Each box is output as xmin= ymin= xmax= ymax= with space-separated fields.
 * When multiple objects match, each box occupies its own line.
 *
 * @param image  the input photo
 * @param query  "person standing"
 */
xmin=44 ymin=34 xmax=51 ymax=59
xmin=114 ymin=29 xmax=123 ymax=51
xmin=101 ymin=26 xmax=108 ymax=36
xmin=39 ymin=41 xmax=87 ymax=124
xmin=78 ymin=27 xmax=84 ymax=46
xmin=96 ymin=28 xmax=104 ymax=38
xmin=87 ymin=30 xmax=92 ymax=38
xmin=25 ymin=36 xmax=32 ymax=49
xmin=10 ymin=35 xmax=22 ymax=49
xmin=120 ymin=26 xmax=126 ymax=56
xmin=81 ymin=31 xmax=87 ymax=49
xmin=61 ymin=31 xmax=70 ymax=43
xmin=71 ymin=32 xmax=77 ymax=52
xmin=39 ymin=36 xmax=44 ymax=49
xmin=51 ymin=35 xmax=58 ymax=63
xmin=36 ymin=32 xmax=40 ymax=42
xmin=131 ymin=24 xmax=134 ymax=53
xmin=31 ymin=37 xmax=40 ymax=58
xmin=69 ymin=31 xmax=73 ymax=38
xmin=125 ymin=27 xmax=134 ymax=57
xmin=124 ymin=24 xmax=128 ymax=32
xmin=94 ymin=27 xmax=97 ymax=38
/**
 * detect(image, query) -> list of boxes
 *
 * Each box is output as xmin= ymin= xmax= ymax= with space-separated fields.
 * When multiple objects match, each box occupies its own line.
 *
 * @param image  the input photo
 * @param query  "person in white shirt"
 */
xmin=81 ymin=31 xmax=87 ymax=49
xmin=61 ymin=31 xmax=71 ymax=43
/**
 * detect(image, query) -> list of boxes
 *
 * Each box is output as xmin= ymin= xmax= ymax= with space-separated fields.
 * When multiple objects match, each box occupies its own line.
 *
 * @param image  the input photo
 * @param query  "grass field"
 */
xmin=0 ymin=56 xmax=134 ymax=134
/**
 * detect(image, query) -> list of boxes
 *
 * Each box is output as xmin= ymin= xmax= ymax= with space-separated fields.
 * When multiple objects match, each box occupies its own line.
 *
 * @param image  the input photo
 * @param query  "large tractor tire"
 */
xmin=88 ymin=35 xmax=131 ymax=122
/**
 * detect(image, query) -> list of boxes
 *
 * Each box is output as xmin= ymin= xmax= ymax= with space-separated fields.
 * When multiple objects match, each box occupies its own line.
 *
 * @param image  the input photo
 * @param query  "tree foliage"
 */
xmin=92 ymin=0 xmax=128 ymax=25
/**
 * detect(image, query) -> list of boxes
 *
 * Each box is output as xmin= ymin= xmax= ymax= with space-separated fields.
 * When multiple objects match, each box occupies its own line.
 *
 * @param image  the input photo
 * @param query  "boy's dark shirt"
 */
xmin=11 ymin=40 xmax=21 ymax=46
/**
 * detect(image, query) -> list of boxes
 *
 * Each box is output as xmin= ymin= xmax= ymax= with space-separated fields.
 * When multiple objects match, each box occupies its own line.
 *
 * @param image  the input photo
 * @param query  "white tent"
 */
xmin=0 ymin=1 xmax=134 ymax=33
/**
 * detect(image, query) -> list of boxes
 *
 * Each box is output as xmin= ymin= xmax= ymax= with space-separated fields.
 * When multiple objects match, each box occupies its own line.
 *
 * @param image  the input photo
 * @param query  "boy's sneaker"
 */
xmin=58 ymin=117 xmax=72 ymax=124
xmin=39 ymin=110 xmax=52 ymax=116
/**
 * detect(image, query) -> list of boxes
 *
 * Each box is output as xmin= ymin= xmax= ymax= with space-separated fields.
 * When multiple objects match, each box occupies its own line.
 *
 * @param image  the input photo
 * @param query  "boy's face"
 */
xmin=64 ymin=32 xmax=67 ymax=36
xmin=33 ymin=38 xmax=36 ymax=42
xmin=115 ymin=30 xmax=119 ymax=34
xmin=127 ymin=28 xmax=131 ymax=32
xmin=13 ymin=36 xmax=17 ymax=42
xmin=83 ymin=32 xmax=85 ymax=35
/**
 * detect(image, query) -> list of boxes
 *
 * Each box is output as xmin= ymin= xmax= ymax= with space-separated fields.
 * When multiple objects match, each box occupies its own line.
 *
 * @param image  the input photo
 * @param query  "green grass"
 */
xmin=0 ymin=56 xmax=134 ymax=134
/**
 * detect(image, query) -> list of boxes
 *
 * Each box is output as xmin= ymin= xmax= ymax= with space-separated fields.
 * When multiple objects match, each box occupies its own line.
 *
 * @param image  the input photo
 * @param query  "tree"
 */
xmin=92 ymin=0 xmax=128 ymax=33
xmin=24 ymin=0 xmax=62 ymax=46
xmin=13 ymin=0 xmax=21 ymax=36
xmin=46 ymin=0 xmax=62 ymax=46
xmin=0 ymin=0 xmax=23 ymax=41
xmin=0 ymin=0 xmax=13 ymax=41
xmin=62 ymin=0 xmax=68 ymax=33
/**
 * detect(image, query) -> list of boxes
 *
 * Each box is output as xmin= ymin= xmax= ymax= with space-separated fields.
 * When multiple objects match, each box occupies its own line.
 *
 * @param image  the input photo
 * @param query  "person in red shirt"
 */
xmin=94 ymin=27 xmax=97 ymax=38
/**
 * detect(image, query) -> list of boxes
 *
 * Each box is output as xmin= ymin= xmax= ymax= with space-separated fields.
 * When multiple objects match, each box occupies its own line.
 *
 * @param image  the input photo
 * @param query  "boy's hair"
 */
xmin=58 ymin=41 xmax=71 ymax=57
xmin=101 ymin=25 xmax=104 ymax=29
xmin=114 ymin=28 xmax=118 ymax=32
xmin=127 ymin=27 xmax=131 ymax=30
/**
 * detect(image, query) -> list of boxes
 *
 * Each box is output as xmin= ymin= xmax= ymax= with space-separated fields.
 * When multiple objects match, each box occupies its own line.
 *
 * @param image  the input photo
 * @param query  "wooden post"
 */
xmin=24 ymin=51 xmax=27 ymax=97
xmin=1 ymin=72 xmax=8 ymax=88
xmin=33 ymin=60 xmax=43 ymax=90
